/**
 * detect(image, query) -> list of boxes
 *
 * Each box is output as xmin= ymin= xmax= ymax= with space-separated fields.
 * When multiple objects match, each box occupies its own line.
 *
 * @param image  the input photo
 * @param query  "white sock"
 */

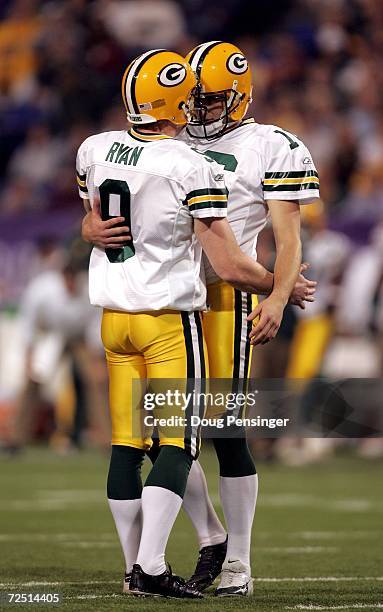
xmin=182 ymin=460 xmax=227 ymax=549
xmin=136 ymin=486 xmax=182 ymax=576
xmin=219 ymin=474 xmax=258 ymax=570
xmin=108 ymin=498 xmax=142 ymax=573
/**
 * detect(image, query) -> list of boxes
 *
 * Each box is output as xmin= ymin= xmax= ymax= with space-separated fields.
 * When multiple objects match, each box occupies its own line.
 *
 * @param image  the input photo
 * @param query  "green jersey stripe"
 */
xmin=189 ymin=201 xmax=227 ymax=212
xmin=264 ymin=170 xmax=319 ymax=179
xmin=186 ymin=188 xmax=228 ymax=200
xmin=263 ymin=182 xmax=320 ymax=192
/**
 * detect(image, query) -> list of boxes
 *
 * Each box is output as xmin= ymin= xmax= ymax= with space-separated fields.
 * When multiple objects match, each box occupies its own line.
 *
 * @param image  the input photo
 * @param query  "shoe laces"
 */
xmin=221 ymin=568 xmax=236 ymax=586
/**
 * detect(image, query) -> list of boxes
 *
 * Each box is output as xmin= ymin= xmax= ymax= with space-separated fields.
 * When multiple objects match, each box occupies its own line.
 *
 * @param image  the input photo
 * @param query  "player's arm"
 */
xmin=268 ymin=199 xmax=302 ymax=303
xmin=195 ymin=217 xmax=288 ymax=345
xmin=194 ymin=216 xmax=315 ymax=301
xmin=194 ymin=217 xmax=274 ymax=294
xmin=82 ymin=198 xmax=91 ymax=213
xmin=76 ymin=139 xmax=130 ymax=249
xmin=81 ymin=197 xmax=131 ymax=249
xmin=248 ymin=130 xmax=320 ymax=343
xmin=248 ymin=200 xmax=304 ymax=345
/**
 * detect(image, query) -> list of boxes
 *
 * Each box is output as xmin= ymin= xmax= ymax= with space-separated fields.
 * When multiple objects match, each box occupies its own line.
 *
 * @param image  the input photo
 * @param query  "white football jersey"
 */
xmin=182 ymin=119 xmax=320 ymax=283
xmin=76 ymin=128 xmax=228 ymax=312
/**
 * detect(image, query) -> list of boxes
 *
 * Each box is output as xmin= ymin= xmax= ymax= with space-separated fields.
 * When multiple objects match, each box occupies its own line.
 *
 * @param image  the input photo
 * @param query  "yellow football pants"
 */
xmin=286 ymin=314 xmax=333 ymax=379
xmin=101 ymin=309 xmax=208 ymax=458
xmin=202 ymin=282 xmax=257 ymax=418
xmin=203 ymin=281 xmax=257 ymax=379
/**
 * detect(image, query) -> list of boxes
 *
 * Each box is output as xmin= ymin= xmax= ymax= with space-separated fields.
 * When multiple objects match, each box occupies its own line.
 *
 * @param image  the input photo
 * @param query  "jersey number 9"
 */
xmin=99 ymin=179 xmax=135 ymax=263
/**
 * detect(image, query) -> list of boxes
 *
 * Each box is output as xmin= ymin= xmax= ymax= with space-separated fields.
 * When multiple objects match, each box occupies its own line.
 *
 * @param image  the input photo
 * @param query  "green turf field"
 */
xmin=0 ymin=447 xmax=382 ymax=611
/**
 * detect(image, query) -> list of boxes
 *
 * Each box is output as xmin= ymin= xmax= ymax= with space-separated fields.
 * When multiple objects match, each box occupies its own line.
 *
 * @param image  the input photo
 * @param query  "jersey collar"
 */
xmin=129 ymin=128 xmax=173 ymax=142
xmin=220 ymin=117 xmax=255 ymax=137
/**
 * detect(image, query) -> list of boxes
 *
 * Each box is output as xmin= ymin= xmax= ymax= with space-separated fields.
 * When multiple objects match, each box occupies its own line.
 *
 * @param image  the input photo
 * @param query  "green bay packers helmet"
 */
xmin=122 ymin=49 xmax=197 ymax=126
xmin=185 ymin=41 xmax=253 ymax=139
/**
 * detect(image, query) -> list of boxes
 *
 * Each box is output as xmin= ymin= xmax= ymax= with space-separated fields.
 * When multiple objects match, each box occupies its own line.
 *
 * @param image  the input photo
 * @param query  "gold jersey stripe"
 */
xmin=188 ymin=194 xmax=228 ymax=206
xmin=130 ymin=128 xmax=171 ymax=141
xmin=263 ymin=176 xmax=320 ymax=186
xmin=77 ymin=176 xmax=87 ymax=187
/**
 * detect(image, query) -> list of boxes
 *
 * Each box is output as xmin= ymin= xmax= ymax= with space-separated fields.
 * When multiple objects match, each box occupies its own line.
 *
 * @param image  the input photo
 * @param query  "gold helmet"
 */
xmin=122 ymin=49 xmax=196 ymax=126
xmin=185 ymin=41 xmax=253 ymax=139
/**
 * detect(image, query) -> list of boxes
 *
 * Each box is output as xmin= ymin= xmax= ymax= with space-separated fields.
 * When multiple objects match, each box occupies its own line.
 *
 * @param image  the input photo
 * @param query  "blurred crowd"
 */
xmin=0 ymin=0 xmax=383 ymax=457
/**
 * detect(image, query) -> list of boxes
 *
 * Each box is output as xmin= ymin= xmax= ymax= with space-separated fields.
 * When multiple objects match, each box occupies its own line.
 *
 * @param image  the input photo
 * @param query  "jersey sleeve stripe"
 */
xmin=76 ymin=171 xmax=86 ymax=181
xmin=186 ymin=187 xmax=228 ymax=200
xmin=77 ymin=176 xmax=87 ymax=188
xmin=263 ymin=182 xmax=320 ymax=192
xmin=78 ymin=188 xmax=89 ymax=199
xmin=264 ymin=170 xmax=318 ymax=179
xmin=264 ymin=176 xmax=319 ymax=186
xmin=188 ymin=194 xmax=227 ymax=206
xmin=189 ymin=200 xmax=227 ymax=212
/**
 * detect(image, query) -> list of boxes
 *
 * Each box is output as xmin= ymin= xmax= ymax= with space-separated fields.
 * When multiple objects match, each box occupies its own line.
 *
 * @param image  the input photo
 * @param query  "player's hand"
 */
xmin=82 ymin=197 xmax=131 ymax=249
xmin=289 ymin=262 xmax=317 ymax=310
xmin=247 ymin=295 xmax=285 ymax=345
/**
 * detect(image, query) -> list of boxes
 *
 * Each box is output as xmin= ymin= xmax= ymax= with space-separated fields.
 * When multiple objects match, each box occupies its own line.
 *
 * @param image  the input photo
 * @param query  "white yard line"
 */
xmin=0 ymin=533 xmax=114 ymax=542
xmin=61 ymin=542 xmax=116 ymax=548
xmin=260 ymin=547 xmax=339 ymax=554
xmin=1 ymin=577 xmax=383 ymax=588
xmin=65 ymin=598 xmax=383 ymax=606
xmin=0 ymin=581 xmax=119 ymax=588
xmin=260 ymin=495 xmax=374 ymax=512
xmin=209 ymin=493 xmax=378 ymax=512
xmin=0 ymin=492 xmax=379 ymax=512
xmin=289 ymin=531 xmax=380 ymax=540
xmin=1 ymin=529 xmax=377 ymax=542
xmin=255 ymin=577 xmax=383 ymax=583
xmin=65 ymin=594 xmax=122 ymax=600
xmin=287 ymin=605 xmax=383 ymax=610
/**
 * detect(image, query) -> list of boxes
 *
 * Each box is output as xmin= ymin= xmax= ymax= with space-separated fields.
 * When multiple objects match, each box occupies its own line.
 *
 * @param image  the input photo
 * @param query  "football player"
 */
xmin=81 ymin=43 xmax=318 ymax=597
xmin=77 ymin=49 xmax=309 ymax=599
xmin=180 ymin=41 xmax=320 ymax=596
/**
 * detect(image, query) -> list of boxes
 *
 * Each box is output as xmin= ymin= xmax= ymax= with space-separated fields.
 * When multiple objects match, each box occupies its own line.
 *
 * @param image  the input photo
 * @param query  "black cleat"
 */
xmin=122 ymin=572 xmax=132 ymax=594
xmin=187 ymin=537 xmax=228 ymax=591
xmin=129 ymin=563 xmax=203 ymax=599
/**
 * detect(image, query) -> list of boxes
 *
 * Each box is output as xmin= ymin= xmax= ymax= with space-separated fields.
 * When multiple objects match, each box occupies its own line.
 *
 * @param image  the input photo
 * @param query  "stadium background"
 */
xmin=0 ymin=0 xmax=382 ymax=609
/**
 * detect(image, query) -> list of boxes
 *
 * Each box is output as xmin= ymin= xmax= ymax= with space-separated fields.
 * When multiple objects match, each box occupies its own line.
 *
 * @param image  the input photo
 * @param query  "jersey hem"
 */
xmin=263 ymin=190 xmax=320 ymax=202
xmin=192 ymin=209 xmax=228 ymax=219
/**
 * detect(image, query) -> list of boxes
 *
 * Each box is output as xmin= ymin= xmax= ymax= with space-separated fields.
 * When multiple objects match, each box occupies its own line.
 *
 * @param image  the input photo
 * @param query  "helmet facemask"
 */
xmin=187 ymin=81 xmax=245 ymax=140
xmin=185 ymin=41 xmax=253 ymax=139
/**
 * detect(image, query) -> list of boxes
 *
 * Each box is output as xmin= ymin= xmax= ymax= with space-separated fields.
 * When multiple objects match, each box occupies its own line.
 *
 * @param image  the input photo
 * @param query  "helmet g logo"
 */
xmin=226 ymin=53 xmax=248 ymax=75
xmin=158 ymin=63 xmax=187 ymax=87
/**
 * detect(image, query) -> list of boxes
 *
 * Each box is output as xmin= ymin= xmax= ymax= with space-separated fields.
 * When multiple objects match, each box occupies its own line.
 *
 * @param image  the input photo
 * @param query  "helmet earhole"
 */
xmin=178 ymin=101 xmax=185 ymax=109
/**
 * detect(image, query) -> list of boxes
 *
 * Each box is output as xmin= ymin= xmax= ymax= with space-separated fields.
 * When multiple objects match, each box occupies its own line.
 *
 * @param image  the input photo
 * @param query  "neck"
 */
xmin=135 ymin=121 xmax=180 ymax=138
